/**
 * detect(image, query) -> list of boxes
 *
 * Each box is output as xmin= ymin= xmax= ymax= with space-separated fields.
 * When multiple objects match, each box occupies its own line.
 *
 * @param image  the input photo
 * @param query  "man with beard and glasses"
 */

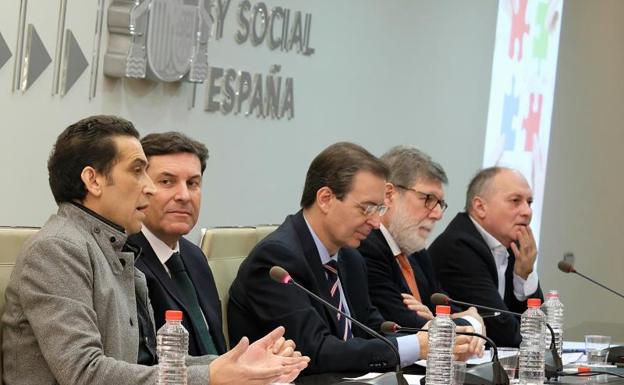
xmin=358 ymin=146 xmax=485 ymax=351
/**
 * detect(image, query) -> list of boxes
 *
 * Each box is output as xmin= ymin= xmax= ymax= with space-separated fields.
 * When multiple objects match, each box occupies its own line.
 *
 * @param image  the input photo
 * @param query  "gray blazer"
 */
xmin=1 ymin=203 xmax=213 ymax=385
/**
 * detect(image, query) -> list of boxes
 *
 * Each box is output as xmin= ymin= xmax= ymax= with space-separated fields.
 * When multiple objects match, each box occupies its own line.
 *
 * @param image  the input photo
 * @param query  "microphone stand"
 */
xmin=433 ymin=294 xmax=562 ymax=380
xmin=274 ymin=268 xmax=408 ymax=385
xmin=558 ymin=260 xmax=624 ymax=364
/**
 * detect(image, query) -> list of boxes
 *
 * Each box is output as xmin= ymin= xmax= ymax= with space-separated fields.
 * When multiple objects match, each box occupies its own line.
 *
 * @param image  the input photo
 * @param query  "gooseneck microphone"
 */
xmin=558 ymin=259 xmax=624 ymax=363
xmin=557 ymin=260 xmax=624 ymax=300
xmin=269 ymin=266 xmax=408 ymax=385
xmin=430 ymin=293 xmax=562 ymax=380
xmin=382 ymin=321 xmax=509 ymax=385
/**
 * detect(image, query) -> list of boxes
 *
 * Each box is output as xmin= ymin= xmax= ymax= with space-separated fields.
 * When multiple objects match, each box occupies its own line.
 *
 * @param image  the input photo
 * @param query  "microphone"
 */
xmin=383 ymin=321 xmax=509 ymax=385
xmin=431 ymin=293 xmax=512 ymax=317
xmin=269 ymin=266 xmax=408 ymax=385
xmin=430 ymin=293 xmax=562 ymax=380
xmin=557 ymin=259 xmax=624 ymax=300
xmin=558 ymin=258 xmax=624 ymax=363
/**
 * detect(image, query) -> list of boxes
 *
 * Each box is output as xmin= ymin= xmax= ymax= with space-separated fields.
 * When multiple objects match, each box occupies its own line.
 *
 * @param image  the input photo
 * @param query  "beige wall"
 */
xmin=538 ymin=0 xmax=624 ymax=341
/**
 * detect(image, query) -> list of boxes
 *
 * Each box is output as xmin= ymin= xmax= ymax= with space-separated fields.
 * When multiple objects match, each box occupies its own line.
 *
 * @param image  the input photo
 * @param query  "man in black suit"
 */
xmin=429 ymin=167 xmax=543 ymax=347
xmin=132 ymin=132 xmax=302 ymax=362
xmin=358 ymin=146 xmax=484 ymax=339
xmin=228 ymin=142 xmax=478 ymax=374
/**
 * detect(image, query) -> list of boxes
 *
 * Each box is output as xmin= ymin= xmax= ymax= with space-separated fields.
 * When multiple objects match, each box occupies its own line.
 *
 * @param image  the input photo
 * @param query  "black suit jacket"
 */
xmin=131 ymin=232 xmax=227 ymax=355
xmin=429 ymin=212 xmax=543 ymax=347
xmin=359 ymin=229 xmax=468 ymax=328
xmin=227 ymin=211 xmax=400 ymax=374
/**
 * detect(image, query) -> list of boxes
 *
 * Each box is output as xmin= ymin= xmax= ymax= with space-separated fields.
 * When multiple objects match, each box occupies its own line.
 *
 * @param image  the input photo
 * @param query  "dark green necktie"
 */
xmin=165 ymin=252 xmax=218 ymax=355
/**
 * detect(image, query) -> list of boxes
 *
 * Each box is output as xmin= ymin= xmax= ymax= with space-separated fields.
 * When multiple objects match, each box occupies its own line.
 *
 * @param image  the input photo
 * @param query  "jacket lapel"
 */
xmin=133 ymin=233 xmax=190 ymax=312
xmin=457 ymin=213 xmax=500 ymax=287
xmin=372 ymin=229 xmax=412 ymax=294
xmin=180 ymin=241 xmax=224 ymax=348
xmin=291 ymin=211 xmax=341 ymax=335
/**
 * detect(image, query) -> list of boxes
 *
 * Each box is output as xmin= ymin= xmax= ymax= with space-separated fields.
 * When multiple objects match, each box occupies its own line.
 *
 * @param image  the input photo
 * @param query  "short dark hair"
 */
xmin=465 ymin=166 xmax=506 ymax=212
xmin=380 ymin=146 xmax=447 ymax=188
xmin=300 ymin=142 xmax=389 ymax=208
xmin=140 ymin=132 xmax=209 ymax=173
xmin=48 ymin=115 xmax=139 ymax=204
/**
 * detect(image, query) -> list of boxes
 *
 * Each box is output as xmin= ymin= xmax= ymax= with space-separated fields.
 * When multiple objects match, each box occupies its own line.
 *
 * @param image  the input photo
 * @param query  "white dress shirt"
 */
xmin=141 ymin=226 xmax=180 ymax=276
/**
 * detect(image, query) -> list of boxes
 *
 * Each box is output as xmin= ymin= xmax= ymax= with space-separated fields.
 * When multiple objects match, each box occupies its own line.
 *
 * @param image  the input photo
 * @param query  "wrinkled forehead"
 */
xmin=488 ymin=169 xmax=532 ymax=197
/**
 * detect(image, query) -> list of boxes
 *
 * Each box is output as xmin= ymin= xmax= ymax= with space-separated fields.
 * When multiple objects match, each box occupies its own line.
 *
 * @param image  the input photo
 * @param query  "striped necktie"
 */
xmin=323 ymin=259 xmax=353 ymax=340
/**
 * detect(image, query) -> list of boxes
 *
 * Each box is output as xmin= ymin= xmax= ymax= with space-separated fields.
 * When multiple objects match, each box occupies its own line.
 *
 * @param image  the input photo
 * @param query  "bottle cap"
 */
xmin=165 ymin=310 xmax=183 ymax=321
xmin=527 ymin=298 xmax=542 ymax=308
xmin=435 ymin=305 xmax=451 ymax=315
xmin=546 ymin=290 xmax=559 ymax=298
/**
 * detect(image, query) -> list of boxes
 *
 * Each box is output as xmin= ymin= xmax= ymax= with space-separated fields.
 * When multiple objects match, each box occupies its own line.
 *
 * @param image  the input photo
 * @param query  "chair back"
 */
xmin=0 ymin=226 xmax=39 ymax=383
xmin=199 ymin=227 xmax=258 ymax=347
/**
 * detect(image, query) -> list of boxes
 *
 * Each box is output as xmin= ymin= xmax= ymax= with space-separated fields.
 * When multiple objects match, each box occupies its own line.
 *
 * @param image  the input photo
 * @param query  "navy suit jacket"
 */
xmin=227 ymin=211 xmax=400 ymax=374
xmin=131 ymin=232 xmax=227 ymax=356
xmin=429 ymin=212 xmax=543 ymax=347
xmin=359 ymin=229 xmax=468 ymax=328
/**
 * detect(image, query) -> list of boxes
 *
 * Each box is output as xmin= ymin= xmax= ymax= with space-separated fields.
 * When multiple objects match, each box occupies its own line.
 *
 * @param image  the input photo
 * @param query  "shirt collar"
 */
xmin=469 ymin=214 xmax=507 ymax=254
xmin=302 ymin=213 xmax=338 ymax=265
xmin=379 ymin=223 xmax=402 ymax=257
xmin=70 ymin=201 xmax=125 ymax=233
xmin=141 ymin=226 xmax=180 ymax=265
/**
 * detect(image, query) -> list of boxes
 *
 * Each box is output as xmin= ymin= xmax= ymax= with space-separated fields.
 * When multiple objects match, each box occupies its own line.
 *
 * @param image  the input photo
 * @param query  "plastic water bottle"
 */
xmin=519 ymin=298 xmax=546 ymax=385
xmin=542 ymin=290 xmax=564 ymax=356
xmin=425 ymin=305 xmax=456 ymax=385
xmin=157 ymin=310 xmax=189 ymax=385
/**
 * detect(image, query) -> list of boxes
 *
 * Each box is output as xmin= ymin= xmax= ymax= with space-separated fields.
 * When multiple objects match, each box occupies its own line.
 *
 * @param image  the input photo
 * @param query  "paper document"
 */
xmin=344 ymin=373 xmax=424 ymax=385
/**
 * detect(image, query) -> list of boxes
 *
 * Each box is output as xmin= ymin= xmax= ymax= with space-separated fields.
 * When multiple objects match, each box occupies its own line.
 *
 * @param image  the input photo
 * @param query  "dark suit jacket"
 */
xmin=227 ymin=211 xmax=400 ymax=374
xmin=131 ymin=232 xmax=227 ymax=356
xmin=359 ymin=229 xmax=468 ymax=328
xmin=429 ymin=212 xmax=543 ymax=347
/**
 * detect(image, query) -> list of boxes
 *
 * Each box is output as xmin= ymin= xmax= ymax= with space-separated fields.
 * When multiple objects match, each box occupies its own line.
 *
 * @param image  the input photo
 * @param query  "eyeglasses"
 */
xmin=351 ymin=199 xmax=388 ymax=217
xmin=395 ymin=185 xmax=448 ymax=212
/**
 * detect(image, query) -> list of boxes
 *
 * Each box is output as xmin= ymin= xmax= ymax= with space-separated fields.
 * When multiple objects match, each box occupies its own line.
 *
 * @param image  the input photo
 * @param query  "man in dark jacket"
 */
xmin=429 ymin=166 xmax=543 ymax=347
xmin=358 ymin=146 xmax=484 ymax=341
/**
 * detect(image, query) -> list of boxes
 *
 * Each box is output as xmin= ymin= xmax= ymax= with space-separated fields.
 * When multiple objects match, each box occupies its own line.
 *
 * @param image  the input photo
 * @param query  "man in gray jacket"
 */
xmin=1 ymin=115 xmax=308 ymax=385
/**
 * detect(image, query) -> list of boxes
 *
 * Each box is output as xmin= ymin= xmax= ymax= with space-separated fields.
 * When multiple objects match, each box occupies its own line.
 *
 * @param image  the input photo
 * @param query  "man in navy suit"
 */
xmin=227 ymin=142 xmax=480 ymax=374
xmin=129 ymin=132 xmax=226 ymax=356
xmin=358 ymin=146 xmax=484 ymax=343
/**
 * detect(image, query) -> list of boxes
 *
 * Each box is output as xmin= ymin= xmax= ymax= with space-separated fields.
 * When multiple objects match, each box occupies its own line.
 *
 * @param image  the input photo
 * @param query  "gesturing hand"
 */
xmin=402 ymin=293 xmax=434 ymax=320
xmin=209 ymin=326 xmax=310 ymax=385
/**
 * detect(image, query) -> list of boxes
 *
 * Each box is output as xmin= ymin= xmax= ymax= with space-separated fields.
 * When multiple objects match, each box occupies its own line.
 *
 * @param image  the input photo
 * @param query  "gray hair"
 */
xmin=464 ymin=166 xmax=509 ymax=212
xmin=380 ymin=146 xmax=448 ymax=190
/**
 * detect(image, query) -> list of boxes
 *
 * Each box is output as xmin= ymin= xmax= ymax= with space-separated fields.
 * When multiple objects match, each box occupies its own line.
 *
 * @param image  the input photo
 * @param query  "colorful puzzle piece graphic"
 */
xmin=509 ymin=0 xmax=530 ymax=60
xmin=501 ymin=78 xmax=519 ymax=150
xmin=522 ymin=93 xmax=543 ymax=151
xmin=533 ymin=1 xmax=549 ymax=60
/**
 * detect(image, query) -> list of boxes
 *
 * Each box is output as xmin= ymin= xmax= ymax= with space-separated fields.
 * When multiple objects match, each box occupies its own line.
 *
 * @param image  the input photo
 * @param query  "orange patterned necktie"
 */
xmin=396 ymin=253 xmax=421 ymax=302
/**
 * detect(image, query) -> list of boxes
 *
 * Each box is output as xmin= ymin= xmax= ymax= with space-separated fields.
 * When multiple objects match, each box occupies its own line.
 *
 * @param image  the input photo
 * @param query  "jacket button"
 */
xmin=110 ymin=236 xmax=116 ymax=243
xmin=94 ymin=228 xmax=100 ymax=234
